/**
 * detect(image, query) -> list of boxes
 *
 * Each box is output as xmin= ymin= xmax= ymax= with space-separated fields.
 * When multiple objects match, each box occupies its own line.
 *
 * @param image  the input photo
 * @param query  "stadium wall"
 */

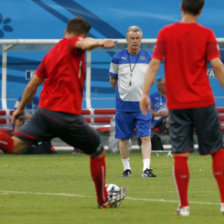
xmin=0 ymin=0 xmax=224 ymax=109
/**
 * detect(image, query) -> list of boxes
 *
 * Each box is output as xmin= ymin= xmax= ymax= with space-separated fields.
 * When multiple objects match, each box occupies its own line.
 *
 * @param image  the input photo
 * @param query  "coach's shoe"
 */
xmin=122 ymin=169 xmax=132 ymax=177
xmin=142 ymin=169 xmax=157 ymax=177
xmin=176 ymin=206 xmax=190 ymax=216
xmin=98 ymin=186 xmax=128 ymax=209
xmin=221 ymin=203 xmax=224 ymax=214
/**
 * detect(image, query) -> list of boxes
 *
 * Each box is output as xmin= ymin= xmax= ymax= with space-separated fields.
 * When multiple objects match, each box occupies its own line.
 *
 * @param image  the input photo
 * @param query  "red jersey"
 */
xmin=153 ymin=23 xmax=220 ymax=109
xmin=36 ymin=36 xmax=86 ymax=115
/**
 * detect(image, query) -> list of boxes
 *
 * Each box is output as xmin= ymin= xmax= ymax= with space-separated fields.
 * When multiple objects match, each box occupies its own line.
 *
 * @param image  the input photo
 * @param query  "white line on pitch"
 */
xmin=0 ymin=190 xmax=86 ymax=198
xmin=0 ymin=190 xmax=220 ymax=206
xmin=126 ymin=197 xmax=219 ymax=205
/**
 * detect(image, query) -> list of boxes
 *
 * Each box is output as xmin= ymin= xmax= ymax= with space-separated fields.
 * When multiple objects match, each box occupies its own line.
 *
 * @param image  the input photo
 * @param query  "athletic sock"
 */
xmin=173 ymin=155 xmax=190 ymax=208
xmin=90 ymin=154 xmax=107 ymax=205
xmin=0 ymin=132 xmax=14 ymax=153
xmin=212 ymin=149 xmax=224 ymax=203
xmin=121 ymin=158 xmax=131 ymax=171
xmin=143 ymin=158 xmax=150 ymax=171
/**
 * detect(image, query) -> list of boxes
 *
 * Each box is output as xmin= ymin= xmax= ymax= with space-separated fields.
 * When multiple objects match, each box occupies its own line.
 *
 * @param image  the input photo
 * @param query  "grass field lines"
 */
xmin=0 ymin=189 xmax=220 ymax=206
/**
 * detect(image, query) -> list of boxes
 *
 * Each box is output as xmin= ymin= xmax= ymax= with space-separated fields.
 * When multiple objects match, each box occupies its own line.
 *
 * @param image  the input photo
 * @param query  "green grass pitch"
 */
xmin=0 ymin=151 xmax=223 ymax=224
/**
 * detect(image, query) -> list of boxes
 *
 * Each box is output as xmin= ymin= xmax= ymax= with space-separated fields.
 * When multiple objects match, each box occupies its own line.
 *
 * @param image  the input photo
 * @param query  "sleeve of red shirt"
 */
xmin=35 ymin=58 xmax=47 ymax=79
xmin=207 ymin=30 xmax=220 ymax=61
xmin=152 ymin=28 xmax=166 ymax=60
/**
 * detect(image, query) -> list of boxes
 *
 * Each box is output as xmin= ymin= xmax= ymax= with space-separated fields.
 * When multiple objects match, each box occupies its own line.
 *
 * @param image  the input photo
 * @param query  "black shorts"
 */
xmin=169 ymin=105 xmax=223 ymax=155
xmin=13 ymin=107 xmax=102 ymax=156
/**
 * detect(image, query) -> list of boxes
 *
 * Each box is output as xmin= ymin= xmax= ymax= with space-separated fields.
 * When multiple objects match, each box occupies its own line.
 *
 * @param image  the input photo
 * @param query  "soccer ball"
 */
xmin=105 ymin=183 xmax=120 ymax=192
xmin=105 ymin=184 xmax=122 ymax=208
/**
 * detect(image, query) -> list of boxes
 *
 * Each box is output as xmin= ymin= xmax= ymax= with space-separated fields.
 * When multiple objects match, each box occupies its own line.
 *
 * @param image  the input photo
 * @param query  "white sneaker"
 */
xmin=176 ymin=206 xmax=190 ymax=216
xmin=221 ymin=203 xmax=224 ymax=214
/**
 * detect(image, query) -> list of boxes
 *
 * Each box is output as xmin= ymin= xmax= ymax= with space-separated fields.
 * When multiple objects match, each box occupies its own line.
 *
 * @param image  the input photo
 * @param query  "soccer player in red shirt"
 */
xmin=0 ymin=17 xmax=127 ymax=209
xmin=140 ymin=0 xmax=224 ymax=216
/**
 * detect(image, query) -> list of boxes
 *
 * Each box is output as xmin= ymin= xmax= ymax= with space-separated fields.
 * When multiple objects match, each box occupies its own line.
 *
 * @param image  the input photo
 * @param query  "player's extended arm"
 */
xmin=110 ymin=76 xmax=117 ymax=89
xmin=140 ymin=58 xmax=161 ymax=115
xmin=210 ymin=57 xmax=224 ymax=89
xmin=11 ymin=75 xmax=43 ymax=125
xmin=151 ymin=108 xmax=168 ymax=117
xmin=76 ymin=38 xmax=117 ymax=50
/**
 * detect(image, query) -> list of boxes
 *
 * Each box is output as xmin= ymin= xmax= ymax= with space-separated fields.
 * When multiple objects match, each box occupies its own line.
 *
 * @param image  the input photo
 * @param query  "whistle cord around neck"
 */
xmin=127 ymin=51 xmax=139 ymax=86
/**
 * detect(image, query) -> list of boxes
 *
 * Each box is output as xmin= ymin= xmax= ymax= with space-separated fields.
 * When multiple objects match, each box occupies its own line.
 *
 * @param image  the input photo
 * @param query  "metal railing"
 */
xmin=0 ymin=38 xmax=157 ymax=110
xmin=1 ymin=38 xmax=224 ymax=109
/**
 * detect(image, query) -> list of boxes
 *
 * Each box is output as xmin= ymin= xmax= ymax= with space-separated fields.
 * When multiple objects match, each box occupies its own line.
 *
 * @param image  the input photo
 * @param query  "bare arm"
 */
xmin=76 ymin=38 xmax=117 ymax=51
xmin=151 ymin=108 xmax=168 ymax=117
xmin=11 ymin=75 xmax=43 ymax=125
xmin=210 ymin=57 xmax=224 ymax=88
xmin=140 ymin=58 xmax=162 ymax=115
xmin=110 ymin=76 xmax=117 ymax=89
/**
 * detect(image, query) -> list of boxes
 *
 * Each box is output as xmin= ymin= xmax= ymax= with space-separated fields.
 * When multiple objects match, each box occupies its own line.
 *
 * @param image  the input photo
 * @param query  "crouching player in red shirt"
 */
xmin=0 ymin=17 xmax=127 ymax=209
xmin=140 ymin=0 xmax=224 ymax=216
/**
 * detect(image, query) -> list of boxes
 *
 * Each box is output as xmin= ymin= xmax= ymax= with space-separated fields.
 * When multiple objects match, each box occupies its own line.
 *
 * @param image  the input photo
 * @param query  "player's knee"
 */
xmin=141 ymin=136 xmax=150 ymax=143
xmin=91 ymin=144 xmax=105 ymax=158
xmin=119 ymin=139 xmax=129 ymax=146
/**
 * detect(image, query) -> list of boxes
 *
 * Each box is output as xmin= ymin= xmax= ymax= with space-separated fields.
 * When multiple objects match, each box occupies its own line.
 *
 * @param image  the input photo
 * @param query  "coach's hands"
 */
xmin=140 ymin=93 xmax=151 ymax=116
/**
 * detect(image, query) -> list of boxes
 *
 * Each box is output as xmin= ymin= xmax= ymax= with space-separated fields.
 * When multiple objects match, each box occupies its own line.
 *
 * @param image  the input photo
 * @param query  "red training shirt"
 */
xmin=36 ymin=36 xmax=86 ymax=115
xmin=153 ymin=22 xmax=220 ymax=109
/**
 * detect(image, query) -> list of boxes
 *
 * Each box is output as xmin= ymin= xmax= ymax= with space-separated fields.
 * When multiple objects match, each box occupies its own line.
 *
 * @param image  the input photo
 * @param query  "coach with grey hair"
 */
xmin=108 ymin=26 xmax=156 ymax=178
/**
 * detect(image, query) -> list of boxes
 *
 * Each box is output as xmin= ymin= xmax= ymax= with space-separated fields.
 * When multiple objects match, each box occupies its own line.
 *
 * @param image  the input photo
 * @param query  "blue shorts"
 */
xmin=115 ymin=111 xmax=152 ymax=139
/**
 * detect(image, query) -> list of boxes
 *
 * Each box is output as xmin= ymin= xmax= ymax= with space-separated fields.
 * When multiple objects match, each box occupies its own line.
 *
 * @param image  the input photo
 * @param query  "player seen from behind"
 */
xmin=140 ymin=0 xmax=224 ymax=216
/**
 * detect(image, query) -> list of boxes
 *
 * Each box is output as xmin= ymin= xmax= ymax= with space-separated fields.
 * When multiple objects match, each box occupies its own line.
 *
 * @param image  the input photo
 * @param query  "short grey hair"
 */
xmin=126 ymin=26 xmax=143 ymax=37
